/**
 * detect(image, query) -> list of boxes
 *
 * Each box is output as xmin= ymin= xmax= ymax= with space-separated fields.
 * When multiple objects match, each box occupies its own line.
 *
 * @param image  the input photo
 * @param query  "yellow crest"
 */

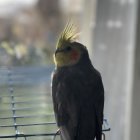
xmin=56 ymin=21 xmax=78 ymax=48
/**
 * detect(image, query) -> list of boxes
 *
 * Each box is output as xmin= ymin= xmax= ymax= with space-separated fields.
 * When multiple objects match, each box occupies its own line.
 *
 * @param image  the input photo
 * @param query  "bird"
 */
xmin=51 ymin=21 xmax=104 ymax=140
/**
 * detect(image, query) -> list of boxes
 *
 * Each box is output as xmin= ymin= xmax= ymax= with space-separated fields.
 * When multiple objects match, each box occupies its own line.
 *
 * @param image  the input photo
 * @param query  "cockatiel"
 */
xmin=51 ymin=22 xmax=104 ymax=140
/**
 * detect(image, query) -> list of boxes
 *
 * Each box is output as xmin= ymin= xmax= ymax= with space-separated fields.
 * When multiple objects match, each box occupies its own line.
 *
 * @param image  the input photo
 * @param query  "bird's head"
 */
xmin=54 ymin=22 xmax=86 ymax=67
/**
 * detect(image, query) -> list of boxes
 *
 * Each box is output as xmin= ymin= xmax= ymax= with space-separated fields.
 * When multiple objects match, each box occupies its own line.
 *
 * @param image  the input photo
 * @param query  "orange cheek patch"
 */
xmin=71 ymin=50 xmax=79 ymax=60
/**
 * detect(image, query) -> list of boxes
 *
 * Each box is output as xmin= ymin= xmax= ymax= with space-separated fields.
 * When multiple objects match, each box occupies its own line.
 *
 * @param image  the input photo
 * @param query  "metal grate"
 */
xmin=0 ymin=67 xmax=110 ymax=140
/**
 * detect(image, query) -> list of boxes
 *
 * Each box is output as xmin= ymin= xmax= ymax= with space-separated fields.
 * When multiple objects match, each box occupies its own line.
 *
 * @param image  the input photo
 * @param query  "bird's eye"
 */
xmin=66 ymin=46 xmax=72 ymax=51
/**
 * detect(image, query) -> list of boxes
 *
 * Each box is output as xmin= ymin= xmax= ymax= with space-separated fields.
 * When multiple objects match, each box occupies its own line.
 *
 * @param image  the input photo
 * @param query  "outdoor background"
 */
xmin=0 ymin=0 xmax=139 ymax=140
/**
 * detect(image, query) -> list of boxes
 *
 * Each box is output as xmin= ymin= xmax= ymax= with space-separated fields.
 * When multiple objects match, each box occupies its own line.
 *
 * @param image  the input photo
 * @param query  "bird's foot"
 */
xmin=102 ymin=133 xmax=105 ymax=140
xmin=56 ymin=129 xmax=61 ymax=134
xmin=53 ymin=129 xmax=60 ymax=140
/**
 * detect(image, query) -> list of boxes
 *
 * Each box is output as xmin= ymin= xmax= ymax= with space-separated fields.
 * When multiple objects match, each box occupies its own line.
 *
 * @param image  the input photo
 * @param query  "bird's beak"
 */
xmin=55 ymin=48 xmax=64 ymax=56
xmin=55 ymin=49 xmax=59 ymax=56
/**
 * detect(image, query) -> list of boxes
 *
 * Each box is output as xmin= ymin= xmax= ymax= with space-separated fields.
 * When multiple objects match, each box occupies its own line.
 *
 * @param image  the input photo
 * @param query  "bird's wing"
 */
xmin=73 ymin=70 xmax=104 ymax=140
xmin=91 ymin=70 xmax=104 ymax=140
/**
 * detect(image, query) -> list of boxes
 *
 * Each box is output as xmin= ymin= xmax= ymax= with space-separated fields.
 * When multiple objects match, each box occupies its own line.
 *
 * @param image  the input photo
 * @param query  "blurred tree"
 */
xmin=37 ymin=0 xmax=61 ymax=20
xmin=36 ymin=0 xmax=63 ymax=54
